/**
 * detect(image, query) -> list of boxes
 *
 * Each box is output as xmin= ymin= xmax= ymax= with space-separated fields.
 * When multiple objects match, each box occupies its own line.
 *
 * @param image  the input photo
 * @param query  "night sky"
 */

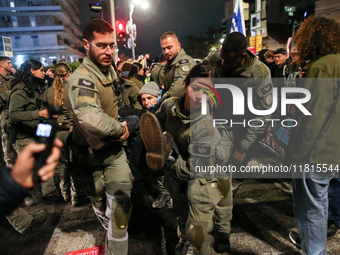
xmin=78 ymin=0 xmax=227 ymax=59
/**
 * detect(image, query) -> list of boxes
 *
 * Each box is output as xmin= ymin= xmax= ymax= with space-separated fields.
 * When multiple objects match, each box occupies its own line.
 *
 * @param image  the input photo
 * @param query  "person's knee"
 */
xmin=106 ymin=191 xmax=132 ymax=230
xmin=185 ymin=218 xmax=209 ymax=250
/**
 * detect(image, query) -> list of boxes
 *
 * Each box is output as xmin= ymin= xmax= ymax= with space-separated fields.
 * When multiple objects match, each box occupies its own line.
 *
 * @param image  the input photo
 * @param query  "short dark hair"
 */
xmin=83 ymin=18 xmax=114 ymax=41
xmin=160 ymin=31 xmax=178 ymax=41
xmin=0 ymin=56 xmax=10 ymax=62
xmin=184 ymin=63 xmax=214 ymax=87
xmin=159 ymin=53 xmax=166 ymax=63
xmin=221 ymin=32 xmax=247 ymax=54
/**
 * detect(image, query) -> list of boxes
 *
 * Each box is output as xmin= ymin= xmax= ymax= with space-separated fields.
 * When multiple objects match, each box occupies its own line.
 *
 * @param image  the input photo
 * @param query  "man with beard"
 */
xmin=0 ymin=56 xmax=16 ymax=168
xmin=160 ymin=31 xmax=196 ymax=100
xmin=68 ymin=19 xmax=133 ymax=255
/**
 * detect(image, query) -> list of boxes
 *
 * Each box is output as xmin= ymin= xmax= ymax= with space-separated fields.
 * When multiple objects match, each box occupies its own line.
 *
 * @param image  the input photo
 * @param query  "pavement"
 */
xmin=1 ymin=145 xmax=340 ymax=255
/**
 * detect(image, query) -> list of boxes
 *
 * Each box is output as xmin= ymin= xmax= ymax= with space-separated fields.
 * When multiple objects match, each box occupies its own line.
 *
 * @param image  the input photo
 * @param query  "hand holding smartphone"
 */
xmin=32 ymin=106 xmax=61 ymax=184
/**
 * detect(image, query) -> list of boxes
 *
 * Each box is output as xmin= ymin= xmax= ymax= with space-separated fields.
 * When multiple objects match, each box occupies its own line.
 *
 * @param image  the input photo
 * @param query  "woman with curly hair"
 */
xmin=42 ymin=62 xmax=80 ymax=205
xmin=286 ymin=15 xmax=340 ymax=255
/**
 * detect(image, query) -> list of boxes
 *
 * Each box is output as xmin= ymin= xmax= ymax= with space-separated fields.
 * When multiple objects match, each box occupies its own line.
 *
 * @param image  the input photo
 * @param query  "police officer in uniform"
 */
xmin=204 ymin=32 xmax=273 ymax=251
xmin=160 ymin=31 xmax=196 ymax=100
xmin=141 ymin=64 xmax=232 ymax=254
xmin=42 ymin=62 xmax=81 ymax=205
xmin=67 ymin=19 xmax=133 ymax=255
xmin=7 ymin=59 xmax=55 ymax=234
xmin=0 ymin=56 xmax=15 ymax=168
xmin=150 ymin=53 xmax=167 ymax=89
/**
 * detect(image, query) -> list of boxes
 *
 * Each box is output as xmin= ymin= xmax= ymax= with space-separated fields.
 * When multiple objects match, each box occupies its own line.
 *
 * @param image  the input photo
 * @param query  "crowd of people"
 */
xmin=0 ymin=15 xmax=340 ymax=255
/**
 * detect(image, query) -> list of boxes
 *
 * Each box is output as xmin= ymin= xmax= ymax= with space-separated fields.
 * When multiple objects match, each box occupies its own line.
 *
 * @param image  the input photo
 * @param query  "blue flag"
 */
xmin=230 ymin=0 xmax=246 ymax=36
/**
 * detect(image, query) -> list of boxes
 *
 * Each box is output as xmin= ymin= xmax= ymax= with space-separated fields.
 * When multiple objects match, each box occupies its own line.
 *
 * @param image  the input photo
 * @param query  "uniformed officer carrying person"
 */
xmin=160 ymin=31 xmax=196 ymax=100
xmin=67 ymin=19 xmax=133 ymax=255
xmin=0 ymin=56 xmax=15 ymax=168
xmin=204 ymin=31 xmax=273 ymax=252
xmin=140 ymin=63 xmax=231 ymax=254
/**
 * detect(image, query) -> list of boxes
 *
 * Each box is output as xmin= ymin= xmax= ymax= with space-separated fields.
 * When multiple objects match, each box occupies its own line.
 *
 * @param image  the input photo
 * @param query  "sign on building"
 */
xmin=249 ymin=35 xmax=262 ymax=52
xmin=0 ymin=36 xmax=13 ymax=57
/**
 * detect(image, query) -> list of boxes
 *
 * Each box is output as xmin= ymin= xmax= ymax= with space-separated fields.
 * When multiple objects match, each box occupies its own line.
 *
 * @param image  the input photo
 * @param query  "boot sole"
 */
xmin=140 ymin=113 xmax=165 ymax=170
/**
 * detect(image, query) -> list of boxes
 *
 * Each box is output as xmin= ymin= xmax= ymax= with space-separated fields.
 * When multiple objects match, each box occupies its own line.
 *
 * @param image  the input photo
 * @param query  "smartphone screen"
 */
xmin=36 ymin=123 xmax=52 ymax=137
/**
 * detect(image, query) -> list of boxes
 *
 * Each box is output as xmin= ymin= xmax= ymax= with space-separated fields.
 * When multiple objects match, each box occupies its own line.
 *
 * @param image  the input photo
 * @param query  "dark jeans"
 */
xmin=328 ymin=177 xmax=340 ymax=226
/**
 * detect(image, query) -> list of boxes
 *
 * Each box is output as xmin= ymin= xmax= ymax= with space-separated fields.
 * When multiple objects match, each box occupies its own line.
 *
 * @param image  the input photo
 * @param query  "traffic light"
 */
xmin=116 ymin=21 xmax=126 ymax=42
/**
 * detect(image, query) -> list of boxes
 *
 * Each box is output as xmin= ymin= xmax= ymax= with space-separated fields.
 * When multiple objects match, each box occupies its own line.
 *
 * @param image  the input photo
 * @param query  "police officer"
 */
xmin=67 ymin=19 xmax=133 ymax=255
xmin=7 ymin=59 xmax=57 ymax=234
xmin=42 ymin=62 xmax=82 ymax=205
xmin=141 ymin=64 xmax=231 ymax=254
xmin=0 ymin=56 xmax=15 ymax=168
xmin=204 ymin=32 xmax=273 ymax=252
xmin=160 ymin=31 xmax=196 ymax=100
xmin=9 ymin=59 xmax=58 ymax=202
xmin=150 ymin=53 xmax=167 ymax=89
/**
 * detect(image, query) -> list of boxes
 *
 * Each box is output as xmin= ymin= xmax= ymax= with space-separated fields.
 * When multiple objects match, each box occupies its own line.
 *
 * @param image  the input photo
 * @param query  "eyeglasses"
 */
xmin=273 ymin=55 xmax=284 ymax=59
xmin=88 ymin=40 xmax=115 ymax=51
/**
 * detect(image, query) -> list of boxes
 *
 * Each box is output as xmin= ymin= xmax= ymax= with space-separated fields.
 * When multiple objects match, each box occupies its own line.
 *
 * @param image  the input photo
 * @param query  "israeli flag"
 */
xmin=231 ymin=0 xmax=246 ymax=36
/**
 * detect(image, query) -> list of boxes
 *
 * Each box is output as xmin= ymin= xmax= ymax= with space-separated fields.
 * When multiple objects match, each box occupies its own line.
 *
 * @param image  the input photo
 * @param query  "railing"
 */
xmin=0 ymin=0 xmax=57 ymax=7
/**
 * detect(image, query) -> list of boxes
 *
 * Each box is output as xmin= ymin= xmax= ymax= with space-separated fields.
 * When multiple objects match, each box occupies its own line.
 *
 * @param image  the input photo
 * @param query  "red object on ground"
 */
xmin=66 ymin=245 xmax=105 ymax=255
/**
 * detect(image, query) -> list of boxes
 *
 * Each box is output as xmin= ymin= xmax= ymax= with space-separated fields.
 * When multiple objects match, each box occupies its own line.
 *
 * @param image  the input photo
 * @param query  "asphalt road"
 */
xmin=1 ymin=147 xmax=340 ymax=255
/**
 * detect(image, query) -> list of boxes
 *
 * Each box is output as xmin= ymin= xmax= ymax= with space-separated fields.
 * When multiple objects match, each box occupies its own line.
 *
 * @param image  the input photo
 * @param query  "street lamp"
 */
xmin=126 ymin=0 xmax=148 ymax=60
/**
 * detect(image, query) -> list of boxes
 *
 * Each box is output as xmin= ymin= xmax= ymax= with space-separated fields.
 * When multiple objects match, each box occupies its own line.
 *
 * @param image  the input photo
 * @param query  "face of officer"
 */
xmin=185 ymin=77 xmax=213 ymax=111
xmin=84 ymin=31 xmax=115 ymax=72
xmin=31 ymin=66 xmax=45 ymax=80
xmin=219 ymin=48 xmax=247 ymax=73
xmin=0 ymin=59 xmax=12 ymax=74
xmin=141 ymin=94 xmax=158 ymax=109
xmin=160 ymin=35 xmax=181 ymax=61
xmin=273 ymin=54 xmax=286 ymax=67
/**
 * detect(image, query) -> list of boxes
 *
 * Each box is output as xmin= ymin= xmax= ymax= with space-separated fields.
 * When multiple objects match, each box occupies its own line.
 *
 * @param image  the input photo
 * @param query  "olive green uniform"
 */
xmin=7 ymin=81 xmax=56 ymax=234
xmin=162 ymin=49 xmax=196 ymax=100
xmin=68 ymin=57 xmax=133 ymax=255
xmin=150 ymin=63 xmax=165 ymax=88
xmin=130 ymin=75 xmax=144 ymax=90
xmin=119 ymin=80 xmax=142 ymax=110
xmin=0 ymin=74 xmax=15 ymax=167
xmin=204 ymin=49 xmax=272 ymax=153
xmin=156 ymin=96 xmax=232 ymax=254
xmin=9 ymin=82 xmax=57 ymax=195
xmin=42 ymin=82 xmax=75 ymax=202
xmin=204 ymin=49 xmax=273 ymax=238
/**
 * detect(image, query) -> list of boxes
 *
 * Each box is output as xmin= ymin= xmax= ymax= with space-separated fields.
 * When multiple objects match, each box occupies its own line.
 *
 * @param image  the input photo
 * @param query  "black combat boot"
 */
xmin=140 ymin=112 xmax=173 ymax=170
xmin=213 ymin=232 xmax=230 ymax=253
xmin=174 ymin=239 xmax=190 ymax=255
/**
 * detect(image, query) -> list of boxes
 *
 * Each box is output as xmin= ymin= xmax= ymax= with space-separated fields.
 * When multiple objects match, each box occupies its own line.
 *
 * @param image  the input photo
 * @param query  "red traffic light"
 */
xmin=116 ymin=21 xmax=126 ymax=42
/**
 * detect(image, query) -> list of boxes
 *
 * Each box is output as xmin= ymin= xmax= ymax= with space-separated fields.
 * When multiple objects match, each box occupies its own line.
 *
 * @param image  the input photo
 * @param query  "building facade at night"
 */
xmin=0 ymin=0 xmax=84 ymax=67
